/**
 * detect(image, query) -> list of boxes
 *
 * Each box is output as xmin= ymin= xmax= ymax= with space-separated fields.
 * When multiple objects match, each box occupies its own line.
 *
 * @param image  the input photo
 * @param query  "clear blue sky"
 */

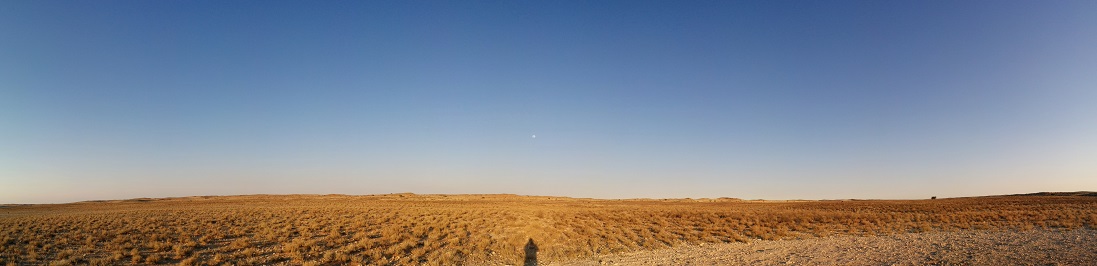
xmin=3 ymin=1 xmax=1096 ymax=203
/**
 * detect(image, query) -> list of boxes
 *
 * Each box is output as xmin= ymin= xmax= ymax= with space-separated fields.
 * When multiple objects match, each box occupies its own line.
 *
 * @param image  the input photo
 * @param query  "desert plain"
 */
xmin=1 ymin=192 xmax=1095 ymax=265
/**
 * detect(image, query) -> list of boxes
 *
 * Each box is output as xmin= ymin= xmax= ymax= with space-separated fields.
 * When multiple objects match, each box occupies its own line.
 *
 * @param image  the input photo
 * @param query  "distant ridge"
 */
xmin=1003 ymin=191 xmax=1097 ymax=197
xmin=17 ymin=191 xmax=1094 ymax=205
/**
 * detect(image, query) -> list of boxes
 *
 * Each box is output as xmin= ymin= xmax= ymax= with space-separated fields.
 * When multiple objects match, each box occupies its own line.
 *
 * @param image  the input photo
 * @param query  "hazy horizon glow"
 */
xmin=3 ymin=1 xmax=1097 ymax=203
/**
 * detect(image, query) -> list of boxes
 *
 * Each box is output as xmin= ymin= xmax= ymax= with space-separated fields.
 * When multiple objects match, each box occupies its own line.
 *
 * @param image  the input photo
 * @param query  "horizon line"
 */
xmin=5 ymin=191 xmax=1095 ymax=206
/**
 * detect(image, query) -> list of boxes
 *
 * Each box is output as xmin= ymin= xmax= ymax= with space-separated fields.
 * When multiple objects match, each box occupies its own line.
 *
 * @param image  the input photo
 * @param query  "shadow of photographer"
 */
xmin=524 ymin=238 xmax=538 ymax=266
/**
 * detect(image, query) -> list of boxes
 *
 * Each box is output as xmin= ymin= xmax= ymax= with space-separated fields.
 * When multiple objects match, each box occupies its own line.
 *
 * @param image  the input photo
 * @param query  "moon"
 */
xmin=531 ymin=134 xmax=537 ymax=139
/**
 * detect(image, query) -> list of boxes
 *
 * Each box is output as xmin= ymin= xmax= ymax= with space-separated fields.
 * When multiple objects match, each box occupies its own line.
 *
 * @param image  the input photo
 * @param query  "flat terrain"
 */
xmin=554 ymin=228 xmax=1097 ymax=265
xmin=1 ymin=193 xmax=1095 ymax=265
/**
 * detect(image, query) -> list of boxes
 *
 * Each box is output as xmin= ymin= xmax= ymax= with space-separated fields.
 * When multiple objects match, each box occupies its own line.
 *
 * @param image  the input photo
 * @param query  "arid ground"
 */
xmin=552 ymin=228 xmax=1097 ymax=265
xmin=1 ymin=193 xmax=1095 ymax=265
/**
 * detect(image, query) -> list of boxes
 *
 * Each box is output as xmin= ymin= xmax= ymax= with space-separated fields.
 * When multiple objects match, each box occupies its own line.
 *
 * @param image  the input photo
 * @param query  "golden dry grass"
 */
xmin=1 ymin=193 xmax=1095 ymax=265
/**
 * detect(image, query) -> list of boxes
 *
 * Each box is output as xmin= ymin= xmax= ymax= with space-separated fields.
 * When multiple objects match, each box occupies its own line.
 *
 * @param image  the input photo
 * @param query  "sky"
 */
xmin=2 ymin=1 xmax=1096 ymax=203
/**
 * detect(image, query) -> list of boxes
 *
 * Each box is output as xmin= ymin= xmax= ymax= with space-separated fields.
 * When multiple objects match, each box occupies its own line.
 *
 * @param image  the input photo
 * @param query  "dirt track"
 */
xmin=549 ymin=229 xmax=1097 ymax=266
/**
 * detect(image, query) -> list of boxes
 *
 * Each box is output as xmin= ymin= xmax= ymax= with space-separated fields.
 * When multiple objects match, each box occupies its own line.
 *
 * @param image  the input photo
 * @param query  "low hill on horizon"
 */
xmin=44 ymin=191 xmax=1089 ymax=205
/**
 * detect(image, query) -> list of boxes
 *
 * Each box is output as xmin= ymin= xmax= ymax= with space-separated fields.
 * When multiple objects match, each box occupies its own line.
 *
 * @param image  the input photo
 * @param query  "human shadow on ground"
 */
xmin=524 ymin=238 xmax=538 ymax=266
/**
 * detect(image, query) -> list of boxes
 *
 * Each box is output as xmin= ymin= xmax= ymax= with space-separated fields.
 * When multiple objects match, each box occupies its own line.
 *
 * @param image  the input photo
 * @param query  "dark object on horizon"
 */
xmin=931 ymin=196 xmax=937 ymax=200
xmin=524 ymin=238 xmax=538 ymax=266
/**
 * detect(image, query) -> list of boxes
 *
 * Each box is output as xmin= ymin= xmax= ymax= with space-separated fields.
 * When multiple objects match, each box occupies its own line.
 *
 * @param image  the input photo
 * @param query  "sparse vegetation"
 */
xmin=1 ymin=194 xmax=1095 ymax=265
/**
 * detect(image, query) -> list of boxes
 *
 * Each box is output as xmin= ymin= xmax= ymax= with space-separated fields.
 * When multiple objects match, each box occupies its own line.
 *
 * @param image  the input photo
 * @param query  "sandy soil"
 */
xmin=548 ymin=229 xmax=1097 ymax=266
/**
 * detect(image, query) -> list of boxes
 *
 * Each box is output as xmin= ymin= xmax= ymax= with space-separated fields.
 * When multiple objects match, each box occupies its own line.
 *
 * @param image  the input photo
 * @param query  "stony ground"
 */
xmin=548 ymin=229 xmax=1097 ymax=266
